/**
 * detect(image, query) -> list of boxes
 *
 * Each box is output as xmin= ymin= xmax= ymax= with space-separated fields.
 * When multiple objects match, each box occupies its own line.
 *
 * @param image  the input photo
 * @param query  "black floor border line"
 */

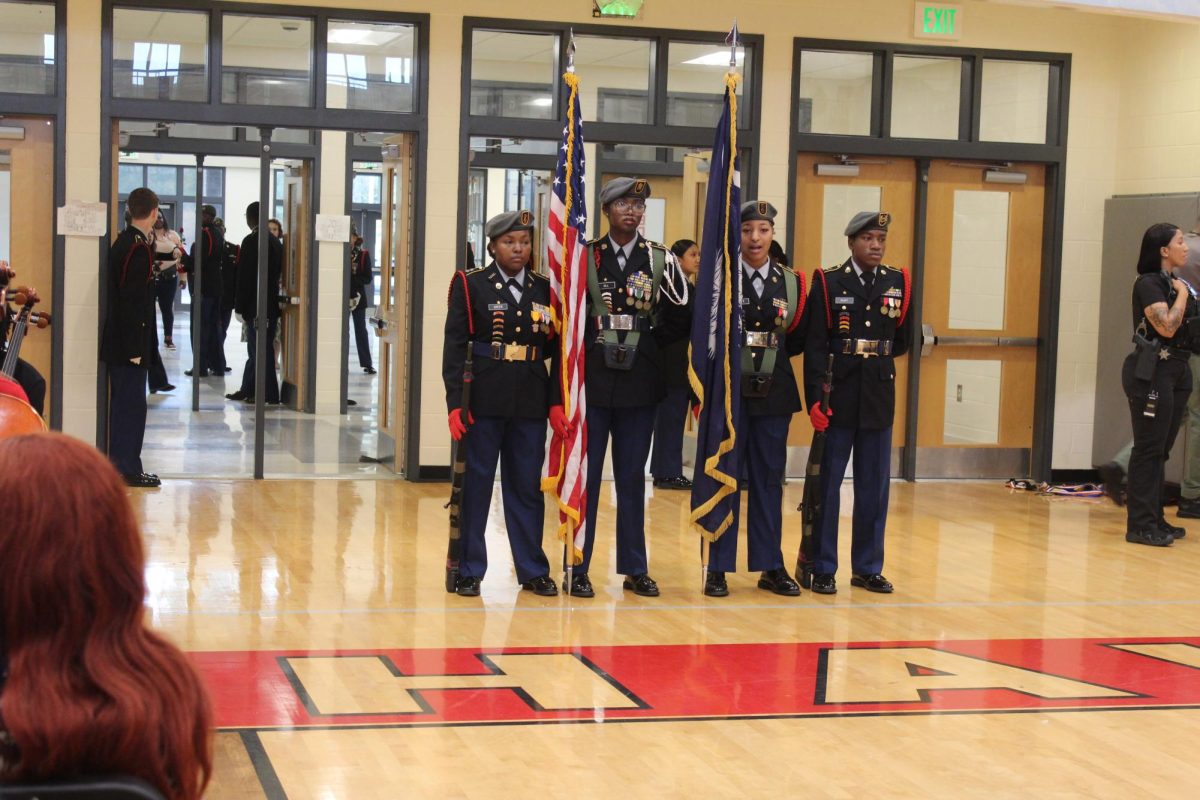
xmin=239 ymin=729 xmax=289 ymax=800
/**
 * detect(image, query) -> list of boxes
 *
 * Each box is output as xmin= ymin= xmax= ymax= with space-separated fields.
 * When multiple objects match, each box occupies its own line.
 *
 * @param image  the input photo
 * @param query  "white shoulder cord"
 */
xmin=658 ymin=249 xmax=690 ymax=306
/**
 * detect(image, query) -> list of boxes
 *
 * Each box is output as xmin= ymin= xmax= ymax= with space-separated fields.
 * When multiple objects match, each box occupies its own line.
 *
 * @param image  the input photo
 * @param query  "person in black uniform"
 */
xmin=217 ymin=217 xmax=238 ymax=370
xmin=572 ymin=177 xmax=691 ymax=598
xmin=442 ymin=210 xmax=561 ymax=597
xmin=181 ymin=205 xmax=225 ymax=377
xmin=804 ymin=211 xmax=911 ymax=595
xmin=227 ymin=202 xmax=283 ymax=404
xmin=349 ymin=230 xmax=376 ymax=375
xmin=650 ymin=239 xmax=698 ymax=491
xmin=705 ymin=201 xmax=806 ymax=598
xmin=1122 ymin=223 xmax=1195 ymax=546
xmin=101 ymin=188 xmax=162 ymax=488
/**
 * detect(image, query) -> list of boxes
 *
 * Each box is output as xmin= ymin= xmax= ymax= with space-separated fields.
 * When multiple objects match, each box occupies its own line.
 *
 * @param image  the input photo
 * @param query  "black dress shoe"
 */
xmin=223 ymin=367 xmax=233 ymax=373
xmin=1159 ymin=520 xmax=1187 ymax=539
xmin=123 ymin=472 xmax=161 ymax=488
xmin=226 ymin=390 xmax=248 ymax=401
xmin=1127 ymin=528 xmax=1173 ymax=547
xmin=521 ymin=575 xmax=559 ymax=596
xmin=851 ymin=573 xmax=894 ymax=593
xmin=149 ymin=383 xmax=175 ymax=394
xmin=653 ymin=476 xmax=693 ymax=490
xmin=185 ymin=369 xmax=209 ymax=377
xmin=456 ymin=576 xmax=482 ymax=596
xmin=568 ymin=572 xmax=595 ymax=598
xmin=1178 ymin=498 xmax=1200 ymax=519
xmin=758 ymin=567 xmax=801 ymax=596
xmin=704 ymin=571 xmax=728 ymax=597
xmin=1096 ymin=462 xmax=1126 ymax=507
xmin=364 ymin=366 xmax=377 ymax=375
xmin=811 ymin=573 xmax=837 ymax=595
xmin=622 ymin=573 xmax=660 ymax=597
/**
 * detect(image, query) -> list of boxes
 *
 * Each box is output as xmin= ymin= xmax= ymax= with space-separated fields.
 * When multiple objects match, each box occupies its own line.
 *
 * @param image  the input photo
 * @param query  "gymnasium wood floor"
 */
xmin=133 ymin=478 xmax=1200 ymax=799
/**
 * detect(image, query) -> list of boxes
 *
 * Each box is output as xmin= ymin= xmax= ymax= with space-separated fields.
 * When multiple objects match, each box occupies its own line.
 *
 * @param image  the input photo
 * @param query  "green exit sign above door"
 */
xmin=914 ymin=3 xmax=962 ymax=40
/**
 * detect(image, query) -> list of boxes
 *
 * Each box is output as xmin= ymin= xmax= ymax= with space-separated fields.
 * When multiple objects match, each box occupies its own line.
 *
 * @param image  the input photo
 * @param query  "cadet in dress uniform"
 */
xmin=706 ymin=201 xmax=806 ymax=598
xmin=572 ymin=177 xmax=691 ymax=598
xmin=100 ymin=187 xmax=162 ymax=488
xmin=803 ymin=211 xmax=911 ymax=595
xmin=442 ymin=210 xmax=561 ymax=597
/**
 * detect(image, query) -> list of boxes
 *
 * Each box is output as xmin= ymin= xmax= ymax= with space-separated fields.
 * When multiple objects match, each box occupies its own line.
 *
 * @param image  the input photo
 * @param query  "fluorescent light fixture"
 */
xmin=984 ymin=168 xmax=1027 ymax=184
xmin=328 ymin=29 xmax=372 ymax=45
xmin=683 ymin=51 xmax=745 ymax=67
xmin=528 ymin=97 xmax=553 ymax=107
xmin=815 ymin=163 xmax=859 ymax=177
xmin=0 ymin=126 xmax=26 ymax=141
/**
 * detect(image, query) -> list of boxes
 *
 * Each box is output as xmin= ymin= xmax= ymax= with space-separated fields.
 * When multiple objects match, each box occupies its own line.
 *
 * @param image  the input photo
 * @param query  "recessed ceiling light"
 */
xmin=682 ymin=51 xmax=744 ymax=67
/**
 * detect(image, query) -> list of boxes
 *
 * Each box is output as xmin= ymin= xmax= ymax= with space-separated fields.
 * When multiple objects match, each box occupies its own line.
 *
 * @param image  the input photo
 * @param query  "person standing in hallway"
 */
xmin=650 ymin=238 xmax=699 ymax=491
xmin=571 ymin=177 xmax=691 ymax=599
xmin=704 ymin=202 xmax=806 ymax=599
xmin=227 ymin=202 xmax=283 ymax=405
xmin=181 ymin=205 xmax=225 ymax=377
xmin=349 ymin=230 xmax=375 ymax=375
xmin=151 ymin=211 xmax=183 ymax=351
xmin=101 ymin=188 xmax=162 ymax=488
xmin=442 ymin=210 xmax=560 ymax=597
xmin=217 ymin=217 xmax=238 ymax=372
xmin=804 ymin=211 xmax=911 ymax=595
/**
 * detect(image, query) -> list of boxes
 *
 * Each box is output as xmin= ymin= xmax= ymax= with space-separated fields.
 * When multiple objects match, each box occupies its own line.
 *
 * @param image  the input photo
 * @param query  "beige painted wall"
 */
xmin=53 ymin=0 xmax=1199 ymax=471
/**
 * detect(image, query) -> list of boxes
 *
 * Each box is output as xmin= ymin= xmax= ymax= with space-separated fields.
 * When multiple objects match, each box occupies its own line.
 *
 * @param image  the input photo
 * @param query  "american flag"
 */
xmin=541 ymin=69 xmax=589 ymax=564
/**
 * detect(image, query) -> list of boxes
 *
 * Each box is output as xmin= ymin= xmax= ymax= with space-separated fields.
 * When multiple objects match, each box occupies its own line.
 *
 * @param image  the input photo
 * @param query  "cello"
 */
xmin=0 ymin=268 xmax=50 ymax=436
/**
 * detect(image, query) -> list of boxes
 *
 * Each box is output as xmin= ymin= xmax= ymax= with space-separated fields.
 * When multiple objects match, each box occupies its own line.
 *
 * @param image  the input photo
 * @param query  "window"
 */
xmin=470 ymin=30 xmax=556 ymax=119
xmin=575 ymin=35 xmax=653 ymax=124
xmin=352 ymin=174 xmax=382 ymax=205
xmin=112 ymin=8 xmax=207 ymax=102
xmin=326 ymin=20 xmax=415 ymax=112
xmin=0 ymin=0 xmax=55 ymax=95
xmin=798 ymin=50 xmax=873 ymax=136
xmin=221 ymin=14 xmax=313 ymax=107
xmin=980 ymin=60 xmax=1050 ymax=145
xmin=118 ymin=164 xmax=144 ymax=196
xmin=890 ymin=55 xmax=962 ymax=140
xmin=666 ymin=41 xmax=753 ymax=128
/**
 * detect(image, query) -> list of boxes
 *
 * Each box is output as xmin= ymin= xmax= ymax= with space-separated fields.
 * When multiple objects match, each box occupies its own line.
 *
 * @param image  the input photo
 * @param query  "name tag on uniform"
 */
xmin=599 ymin=280 xmax=617 ymax=292
xmin=488 ymin=302 xmax=508 ymax=311
xmin=835 ymin=296 xmax=855 ymax=305
xmin=741 ymin=296 xmax=750 ymax=306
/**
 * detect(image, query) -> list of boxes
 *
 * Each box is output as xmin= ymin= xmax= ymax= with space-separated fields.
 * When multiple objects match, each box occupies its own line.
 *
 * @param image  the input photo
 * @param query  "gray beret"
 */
xmin=845 ymin=211 xmax=891 ymax=237
xmin=485 ymin=209 xmax=535 ymax=239
xmin=599 ymin=177 xmax=652 ymax=206
xmin=740 ymin=200 xmax=777 ymax=223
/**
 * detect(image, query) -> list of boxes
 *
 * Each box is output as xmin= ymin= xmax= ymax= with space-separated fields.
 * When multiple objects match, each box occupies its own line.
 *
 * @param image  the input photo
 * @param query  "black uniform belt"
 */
xmin=593 ymin=314 xmax=653 ymax=333
xmin=1164 ymin=345 xmax=1192 ymax=361
xmin=472 ymin=341 xmax=543 ymax=362
xmin=837 ymin=338 xmax=892 ymax=357
xmin=743 ymin=331 xmax=779 ymax=349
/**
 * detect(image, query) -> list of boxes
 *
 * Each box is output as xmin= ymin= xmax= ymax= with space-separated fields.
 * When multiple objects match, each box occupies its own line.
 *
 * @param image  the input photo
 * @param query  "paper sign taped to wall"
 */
xmin=57 ymin=201 xmax=109 ymax=237
xmin=315 ymin=214 xmax=352 ymax=243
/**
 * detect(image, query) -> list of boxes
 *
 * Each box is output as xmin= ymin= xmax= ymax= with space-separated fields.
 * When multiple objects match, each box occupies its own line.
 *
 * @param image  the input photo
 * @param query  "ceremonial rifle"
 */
xmin=796 ymin=353 xmax=834 ymax=589
xmin=445 ymin=343 xmax=473 ymax=593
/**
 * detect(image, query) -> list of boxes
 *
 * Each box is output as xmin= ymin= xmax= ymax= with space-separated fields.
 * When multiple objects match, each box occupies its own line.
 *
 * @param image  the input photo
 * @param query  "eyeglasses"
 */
xmin=612 ymin=198 xmax=646 ymax=212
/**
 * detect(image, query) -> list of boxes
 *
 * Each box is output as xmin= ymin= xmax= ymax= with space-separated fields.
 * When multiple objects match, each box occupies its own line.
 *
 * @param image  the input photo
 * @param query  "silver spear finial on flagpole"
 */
xmin=567 ymin=28 xmax=577 ymax=74
xmin=727 ymin=20 xmax=739 ymax=72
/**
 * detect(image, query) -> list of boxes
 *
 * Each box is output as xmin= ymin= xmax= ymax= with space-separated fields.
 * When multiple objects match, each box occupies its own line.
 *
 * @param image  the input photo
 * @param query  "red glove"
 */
xmin=809 ymin=402 xmax=831 ymax=432
xmin=692 ymin=403 xmax=701 ymax=421
xmin=549 ymin=405 xmax=572 ymax=438
xmin=448 ymin=409 xmax=474 ymax=441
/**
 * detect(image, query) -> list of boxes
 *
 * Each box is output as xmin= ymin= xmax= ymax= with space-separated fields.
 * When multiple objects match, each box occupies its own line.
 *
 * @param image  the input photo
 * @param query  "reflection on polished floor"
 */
xmin=132 ymin=477 xmax=1200 ymax=798
xmin=143 ymin=307 xmax=383 ymax=478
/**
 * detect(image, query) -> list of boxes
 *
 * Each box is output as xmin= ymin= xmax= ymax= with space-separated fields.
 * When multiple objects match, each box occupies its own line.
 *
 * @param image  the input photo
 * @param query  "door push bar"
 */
xmin=920 ymin=324 xmax=1037 ymax=357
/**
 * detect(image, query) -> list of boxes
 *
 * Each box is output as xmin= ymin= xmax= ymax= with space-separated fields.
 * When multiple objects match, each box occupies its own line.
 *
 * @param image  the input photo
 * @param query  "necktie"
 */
xmin=507 ymin=278 xmax=522 ymax=304
xmin=749 ymin=271 xmax=764 ymax=298
xmin=616 ymin=248 xmax=627 ymax=272
xmin=861 ymin=270 xmax=875 ymax=292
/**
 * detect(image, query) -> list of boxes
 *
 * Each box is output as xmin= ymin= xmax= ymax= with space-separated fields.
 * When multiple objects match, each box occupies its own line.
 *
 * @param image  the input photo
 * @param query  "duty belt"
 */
xmin=472 ymin=341 xmax=543 ymax=362
xmin=743 ymin=331 xmax=779 ymax=349
xmin=837 ymin=338 xmax=892 ymax=357
xmin=593 ymin=314 xmax=653 ymax=333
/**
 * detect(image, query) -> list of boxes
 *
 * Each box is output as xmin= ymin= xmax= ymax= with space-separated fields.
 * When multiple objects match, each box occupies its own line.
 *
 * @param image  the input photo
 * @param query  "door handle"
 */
xmin=920 ymin=324 xmax=1037 ymax=356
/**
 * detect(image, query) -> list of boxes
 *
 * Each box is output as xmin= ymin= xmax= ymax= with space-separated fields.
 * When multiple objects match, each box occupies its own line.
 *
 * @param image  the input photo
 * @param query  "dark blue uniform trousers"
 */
xmin=108 ymin=362 xmax=148 ymax=476
xmin=239 ymin=317 xmax=280 ymax=403
xmin=351 ymin=303 xmax=373 ymax=370
xmin=813 ymin=425 xmax=891 ymax=575
xmin=458 ymin=416 xmax=551 ymax=582
xmin=650 ymin=384 xmax=689 ymax=480
xmin=191 ymin=296 xmax=225 ymax=373
xmin=581 ymin=403 xmax=656 ymax=575
xmin=709 ymin=412 xmax=789 ymax=573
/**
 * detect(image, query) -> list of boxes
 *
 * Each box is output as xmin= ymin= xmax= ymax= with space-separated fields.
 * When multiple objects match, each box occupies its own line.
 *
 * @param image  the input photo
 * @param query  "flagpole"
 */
xmin=563 ymin=29 xmax=577 ymax=601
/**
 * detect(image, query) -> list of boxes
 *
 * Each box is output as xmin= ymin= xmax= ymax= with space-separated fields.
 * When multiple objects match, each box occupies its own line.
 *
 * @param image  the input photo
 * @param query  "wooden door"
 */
xmin=0 ymin=116 xmax=55 ymax=419
xmin=914 ymin=161 xmax=1044 ymax=477
xmin=789 ymin=155 xmax=917 ymax=455
xmin=280 ymin=163 xmax=311 ymax=410
xmin=375 ymin=134 xmax=415 ymax=475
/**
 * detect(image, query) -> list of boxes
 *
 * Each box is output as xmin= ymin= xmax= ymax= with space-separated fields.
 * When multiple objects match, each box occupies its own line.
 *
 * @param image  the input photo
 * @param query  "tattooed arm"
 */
xmin=1145 ymin=278 xmax=1189 ymax=337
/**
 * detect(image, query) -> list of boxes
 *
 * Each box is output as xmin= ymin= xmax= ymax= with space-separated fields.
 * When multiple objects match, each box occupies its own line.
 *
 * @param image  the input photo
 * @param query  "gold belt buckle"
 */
xmin=855 ymin=340 xmax=877 ymax=357
xmin=504 ymin=343 xmax=524 ymax=361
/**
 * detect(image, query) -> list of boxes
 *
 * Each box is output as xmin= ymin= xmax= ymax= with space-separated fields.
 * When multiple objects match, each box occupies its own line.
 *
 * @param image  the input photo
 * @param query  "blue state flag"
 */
xmin=687 ymin=71 xmax=742 ymax=541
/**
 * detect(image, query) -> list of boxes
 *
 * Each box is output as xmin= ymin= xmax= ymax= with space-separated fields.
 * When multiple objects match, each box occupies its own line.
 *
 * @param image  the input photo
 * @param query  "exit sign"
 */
xmin=914 ymin=3 xmax=962 ymax=40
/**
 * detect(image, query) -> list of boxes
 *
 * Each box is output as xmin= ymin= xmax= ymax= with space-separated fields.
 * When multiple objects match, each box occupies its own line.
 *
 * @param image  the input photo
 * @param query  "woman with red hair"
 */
xmin=0 ymin=432 xmax=211 ymax=798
